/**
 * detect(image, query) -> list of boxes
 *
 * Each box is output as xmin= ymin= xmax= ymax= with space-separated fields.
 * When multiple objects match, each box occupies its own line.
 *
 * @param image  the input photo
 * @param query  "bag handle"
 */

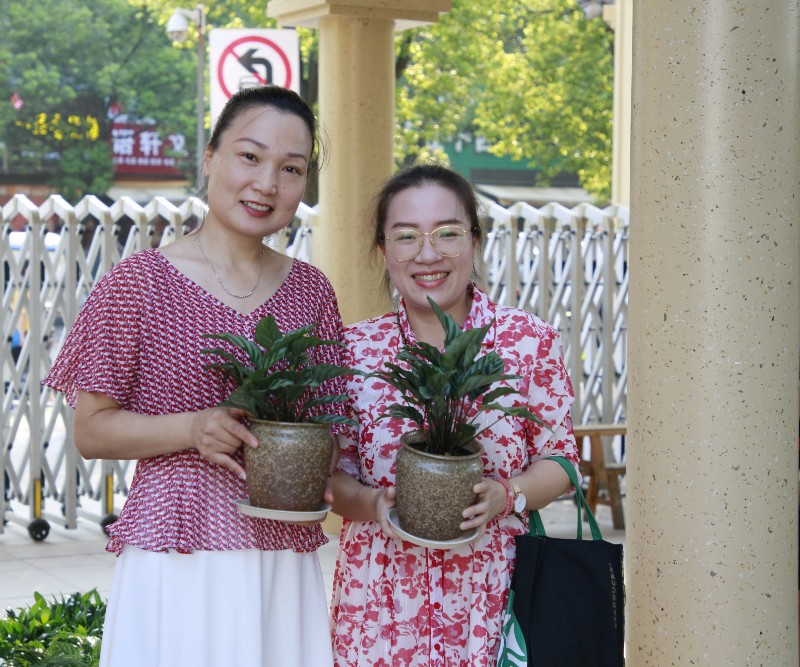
xmin=529 ymin=455 xmax=603 ymax=541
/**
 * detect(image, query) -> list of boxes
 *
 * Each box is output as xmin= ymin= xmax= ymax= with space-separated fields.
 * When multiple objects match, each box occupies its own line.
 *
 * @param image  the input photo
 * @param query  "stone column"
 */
xmin=628 ymin=1 xmax=799 ymax=665
xmin=268 ymin=0 xmax=451 ymax=325
xmin=606 ymin=0 xmax=632 ymax=207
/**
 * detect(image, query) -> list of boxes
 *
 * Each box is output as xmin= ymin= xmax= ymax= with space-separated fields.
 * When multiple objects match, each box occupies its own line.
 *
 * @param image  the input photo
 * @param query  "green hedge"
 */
xmin=0 ymin=591 xmax=106 ymax=667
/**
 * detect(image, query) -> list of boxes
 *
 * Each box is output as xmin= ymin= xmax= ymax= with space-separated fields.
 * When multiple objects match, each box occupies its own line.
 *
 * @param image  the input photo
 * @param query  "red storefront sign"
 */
xmin=111 ymin=122 xmax=187 ymax=176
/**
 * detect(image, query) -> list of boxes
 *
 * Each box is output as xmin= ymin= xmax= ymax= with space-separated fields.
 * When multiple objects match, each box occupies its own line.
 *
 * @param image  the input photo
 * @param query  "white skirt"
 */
xmin=99 ymin=547 xmax=333 ymax=667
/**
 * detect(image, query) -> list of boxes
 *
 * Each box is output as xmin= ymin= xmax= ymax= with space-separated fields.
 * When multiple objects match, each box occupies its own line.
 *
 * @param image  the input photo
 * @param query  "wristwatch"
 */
xmin=512 ymin=483 xmax=527 ymax=514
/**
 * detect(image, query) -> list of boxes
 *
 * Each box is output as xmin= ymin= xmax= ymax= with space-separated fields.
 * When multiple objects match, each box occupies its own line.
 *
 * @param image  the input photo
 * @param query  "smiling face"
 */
xmin=202 ymin=105 xmax=312 ymax=240
xmin=382 ymin=183 xmax=477 ymax=322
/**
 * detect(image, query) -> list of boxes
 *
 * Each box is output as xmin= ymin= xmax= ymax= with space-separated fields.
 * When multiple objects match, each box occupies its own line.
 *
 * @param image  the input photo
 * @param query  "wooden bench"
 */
xmin=574 ymin=423 xmax=627 ymax=530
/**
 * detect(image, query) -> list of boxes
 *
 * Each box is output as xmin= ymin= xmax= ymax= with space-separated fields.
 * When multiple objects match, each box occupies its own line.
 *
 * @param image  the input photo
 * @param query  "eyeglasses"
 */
xmin=384 ymin=225 xmax=471 ymax=262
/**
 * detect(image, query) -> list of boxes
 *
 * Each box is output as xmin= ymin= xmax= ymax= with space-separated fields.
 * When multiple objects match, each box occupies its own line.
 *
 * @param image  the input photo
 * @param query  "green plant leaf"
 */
xmin=482 ymin=403 xmax=549 ymax=428
xmin=203 ymin=316 xmax=355 ymax=422
xmin=441 ymin=324 xmax=489 ymax=370
xmin=480 ymin=386 xmax=517 ymax=404
xmin=428 ymin=297 xmax=461 ymax=344
xmin=201 ymin=332 xmax=264 ymax=367
xmin=374 ymin=300 xmax=549 ymax=455
xmin=253 ymin=315 xmax=284 ymax=349
xmin=301 ymin=394 xmax=349 ymax=408
xmin=380 ymin=404 xmax=425 ymax=427
xmin=454 ymin=421 xmax=479 ymax=441
xmin=219 ymin=388 xmax=260 ymax=416
xmin=296 ymin=394 xmax=349 ymax=421
xmin=398 ymin=340 xmax=443 ymax=365
xmin=305 ymin=413 xmax=358 ymax=426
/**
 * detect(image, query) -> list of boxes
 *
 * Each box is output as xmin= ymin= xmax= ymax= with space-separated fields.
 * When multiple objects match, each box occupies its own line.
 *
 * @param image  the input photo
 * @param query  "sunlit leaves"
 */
xmin=0 ymin=0 xmax=196 ymax=201
xmin=395 ymin=0 xmax=614 ymax=201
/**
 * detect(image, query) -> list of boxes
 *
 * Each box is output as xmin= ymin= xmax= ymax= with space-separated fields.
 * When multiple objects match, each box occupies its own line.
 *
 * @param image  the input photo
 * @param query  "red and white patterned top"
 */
xmin=44 ymin=249 xmax=346 ymax=556
xmin=330 ymin=286 xmax=578 ymax=667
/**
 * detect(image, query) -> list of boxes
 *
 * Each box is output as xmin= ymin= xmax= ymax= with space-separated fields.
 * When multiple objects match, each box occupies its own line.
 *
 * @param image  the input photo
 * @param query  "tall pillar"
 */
xmin=606 ymin=0 xmax=632 ymax=207
xmin=268 ymin=0 xmax=451 ymax=325
xmin=628 ymin=1 xmax=799 ymax=665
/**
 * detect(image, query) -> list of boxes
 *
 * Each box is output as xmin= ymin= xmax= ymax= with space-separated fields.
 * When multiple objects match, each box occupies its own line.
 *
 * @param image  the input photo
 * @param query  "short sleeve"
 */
xmin=43 ymin=264 xmax=142 ymax=409
xmin=335 ymin=433 xmax=361 ymax=480
xmin=513 ymin=319 xmax=580 ymax=475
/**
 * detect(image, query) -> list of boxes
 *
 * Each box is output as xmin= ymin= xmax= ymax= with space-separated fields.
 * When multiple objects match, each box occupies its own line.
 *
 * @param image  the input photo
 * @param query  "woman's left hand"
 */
xmin=459 ymin=477 xmax=508 ymax=531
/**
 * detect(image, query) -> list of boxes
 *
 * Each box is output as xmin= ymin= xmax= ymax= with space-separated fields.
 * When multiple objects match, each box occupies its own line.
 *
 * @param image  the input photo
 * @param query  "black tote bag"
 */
xmin=497 ymin=456 xmax=625 ymax=666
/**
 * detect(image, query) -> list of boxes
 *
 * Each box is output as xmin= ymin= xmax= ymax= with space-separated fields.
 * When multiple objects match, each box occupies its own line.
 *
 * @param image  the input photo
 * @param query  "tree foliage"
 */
xmin=1 ymin=0 xmax=614 ymax=203
xmin=394 ymin=0 xmax=614 ymax=201
xmin=0 ymin=0 xmax=196 ymax=202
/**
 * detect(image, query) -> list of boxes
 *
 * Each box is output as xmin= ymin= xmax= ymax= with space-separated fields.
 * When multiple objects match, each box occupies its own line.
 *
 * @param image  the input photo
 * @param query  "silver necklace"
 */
xmin=195 ymin=234 xmax=265 ymax=299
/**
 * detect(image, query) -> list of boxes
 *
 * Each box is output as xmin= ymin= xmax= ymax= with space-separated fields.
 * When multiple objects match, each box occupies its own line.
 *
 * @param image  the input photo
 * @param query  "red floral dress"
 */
xmin=330 ymin=286 xmax=578 ymax=667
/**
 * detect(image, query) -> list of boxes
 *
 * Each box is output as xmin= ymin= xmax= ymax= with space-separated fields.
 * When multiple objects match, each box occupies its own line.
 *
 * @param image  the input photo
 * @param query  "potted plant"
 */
xmin=201 ymin=315 xmax=355 ymax=514
xmin=371 ymin=298 xmax=546 ymax=541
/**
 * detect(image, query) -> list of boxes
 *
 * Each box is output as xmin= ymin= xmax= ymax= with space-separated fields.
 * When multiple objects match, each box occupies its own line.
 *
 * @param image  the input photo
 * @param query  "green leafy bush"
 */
xmin=0 ymin=590 xmax=105 ymax=666
xmin=201 ymin=315 xmax=356 ymax=425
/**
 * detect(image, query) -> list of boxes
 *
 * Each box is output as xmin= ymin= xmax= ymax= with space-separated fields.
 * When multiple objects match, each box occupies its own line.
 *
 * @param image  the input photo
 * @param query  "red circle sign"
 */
xmin=217 ymin=36 xmax=293 ymax=99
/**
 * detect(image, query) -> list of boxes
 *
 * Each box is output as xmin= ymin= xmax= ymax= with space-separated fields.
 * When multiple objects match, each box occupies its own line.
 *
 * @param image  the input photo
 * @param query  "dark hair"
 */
xmin=371 ymin=164 xmax=483 ymax=251
xmin=204 ymin=85 xmax=322 ymax=180
xmin=369 ymin=164 xmax=485 ymax=295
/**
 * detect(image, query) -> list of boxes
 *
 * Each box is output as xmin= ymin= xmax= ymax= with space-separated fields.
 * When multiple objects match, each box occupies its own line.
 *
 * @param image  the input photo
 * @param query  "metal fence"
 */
xmin=1 ymin=193 xmax=628 ymax=539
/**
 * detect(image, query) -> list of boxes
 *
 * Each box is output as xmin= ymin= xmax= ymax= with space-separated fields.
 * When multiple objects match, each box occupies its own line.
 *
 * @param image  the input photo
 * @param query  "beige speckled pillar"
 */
xmin=628 ymin=1 xmax=799 ymax=665
xmin=268 ymin=1 xmax=451 ymax=324
xmin=606 ymin=0 xmax=632 ymax=207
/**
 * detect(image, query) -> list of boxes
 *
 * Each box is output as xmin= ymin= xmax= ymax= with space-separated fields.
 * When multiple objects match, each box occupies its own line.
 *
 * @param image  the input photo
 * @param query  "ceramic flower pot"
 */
xmin=245 ymin=419 xmax=333 ymax=512
xmin=395 ymin=430 xmax=484 ymax=541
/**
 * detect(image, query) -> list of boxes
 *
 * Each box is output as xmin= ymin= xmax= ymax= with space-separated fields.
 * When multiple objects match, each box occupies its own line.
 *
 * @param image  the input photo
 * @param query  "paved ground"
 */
xmin=0 ymin=496 xmax=625 ymax=618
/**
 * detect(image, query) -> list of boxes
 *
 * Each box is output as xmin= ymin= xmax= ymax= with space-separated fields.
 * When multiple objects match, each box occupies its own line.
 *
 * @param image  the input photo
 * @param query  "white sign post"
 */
xmin=209 ymin=29 xmax=300 ymax=127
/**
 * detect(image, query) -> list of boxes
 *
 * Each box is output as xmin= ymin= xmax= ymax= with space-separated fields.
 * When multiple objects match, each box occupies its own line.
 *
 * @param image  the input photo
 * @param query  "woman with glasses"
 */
xmin=329 ymin=164 xmax=578 ymax=666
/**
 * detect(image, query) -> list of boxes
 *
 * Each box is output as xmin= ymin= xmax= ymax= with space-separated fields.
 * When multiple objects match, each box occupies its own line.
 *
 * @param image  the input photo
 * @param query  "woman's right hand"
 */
xmin=374 ymin=486 xmax=400 ymax=540
xmin=190 ymin=407 xmax=258 ymax=481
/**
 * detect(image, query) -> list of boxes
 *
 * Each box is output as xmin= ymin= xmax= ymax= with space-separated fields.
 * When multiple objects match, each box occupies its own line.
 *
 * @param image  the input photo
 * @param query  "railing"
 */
xmin=1 ymin=193 xmax=628 ymax=538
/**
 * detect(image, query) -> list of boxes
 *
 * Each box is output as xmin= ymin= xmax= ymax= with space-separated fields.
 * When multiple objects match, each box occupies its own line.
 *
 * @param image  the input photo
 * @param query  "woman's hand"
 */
xmin=374 ymin=487 xmax=400 ymax=540
xmin=189 ymin=406 xmax=258 ymax=480
xmin=460 ymin=477 xmax=508 ymax=531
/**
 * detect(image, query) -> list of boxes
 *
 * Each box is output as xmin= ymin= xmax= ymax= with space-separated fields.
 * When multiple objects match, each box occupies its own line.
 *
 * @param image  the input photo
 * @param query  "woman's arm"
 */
xmin=74 ymin=390 xmax=258 ymax=480
xmin=330 ymin=432 xmax=400 ymax=538
xmin=331 ymin=471 xmax=400 ymax=539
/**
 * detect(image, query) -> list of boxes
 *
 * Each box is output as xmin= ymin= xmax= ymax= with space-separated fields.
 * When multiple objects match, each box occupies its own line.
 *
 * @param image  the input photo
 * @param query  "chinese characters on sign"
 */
xmin=111 ymin=122 xmax=187 ymax=176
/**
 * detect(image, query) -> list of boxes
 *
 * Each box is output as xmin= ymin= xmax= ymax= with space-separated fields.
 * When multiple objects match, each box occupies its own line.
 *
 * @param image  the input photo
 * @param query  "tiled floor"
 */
xmin=1 ymin=497 xmax=625 ymax=618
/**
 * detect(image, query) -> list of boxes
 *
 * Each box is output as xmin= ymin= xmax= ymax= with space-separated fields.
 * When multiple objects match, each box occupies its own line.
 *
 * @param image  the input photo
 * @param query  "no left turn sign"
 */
xmin=209 ymin=29 xmax=300 ymax=126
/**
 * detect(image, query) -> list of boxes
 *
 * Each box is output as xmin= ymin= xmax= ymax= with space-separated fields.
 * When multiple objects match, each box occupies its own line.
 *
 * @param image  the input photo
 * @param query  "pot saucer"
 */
xmin=235 ymin=499 xmax=331 ymax=522
xmin=386 ymin=508 xmax=481 ymax=550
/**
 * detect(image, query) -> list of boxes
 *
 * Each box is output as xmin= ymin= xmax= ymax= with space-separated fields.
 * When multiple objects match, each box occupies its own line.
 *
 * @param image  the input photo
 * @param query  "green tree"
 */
xmin=0 ymin=0 xmax=196 ymax=203
xmin=1 ymin=0 xmax=613 ymax=203
xmin=394 ymin=0 xmax=614 ymax=202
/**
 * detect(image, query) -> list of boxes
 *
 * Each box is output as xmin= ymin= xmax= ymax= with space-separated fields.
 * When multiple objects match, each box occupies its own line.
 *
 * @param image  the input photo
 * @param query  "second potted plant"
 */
xmin=371 ymin=298 xmax=547 ymax=541
xmin=201 ymin=315 xmax=355 ymax=515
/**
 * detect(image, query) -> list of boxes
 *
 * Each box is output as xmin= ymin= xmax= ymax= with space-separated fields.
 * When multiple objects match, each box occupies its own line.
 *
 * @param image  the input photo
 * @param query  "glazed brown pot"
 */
xmin=395 ymin=431 xmax=484 ymax=541
xmin=244 ymin=419 xmax=333 ymax=512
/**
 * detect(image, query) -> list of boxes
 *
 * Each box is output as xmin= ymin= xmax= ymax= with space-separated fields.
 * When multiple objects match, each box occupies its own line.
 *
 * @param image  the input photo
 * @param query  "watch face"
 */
xmin=514 ymin=492 xmax=526 ymax=514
